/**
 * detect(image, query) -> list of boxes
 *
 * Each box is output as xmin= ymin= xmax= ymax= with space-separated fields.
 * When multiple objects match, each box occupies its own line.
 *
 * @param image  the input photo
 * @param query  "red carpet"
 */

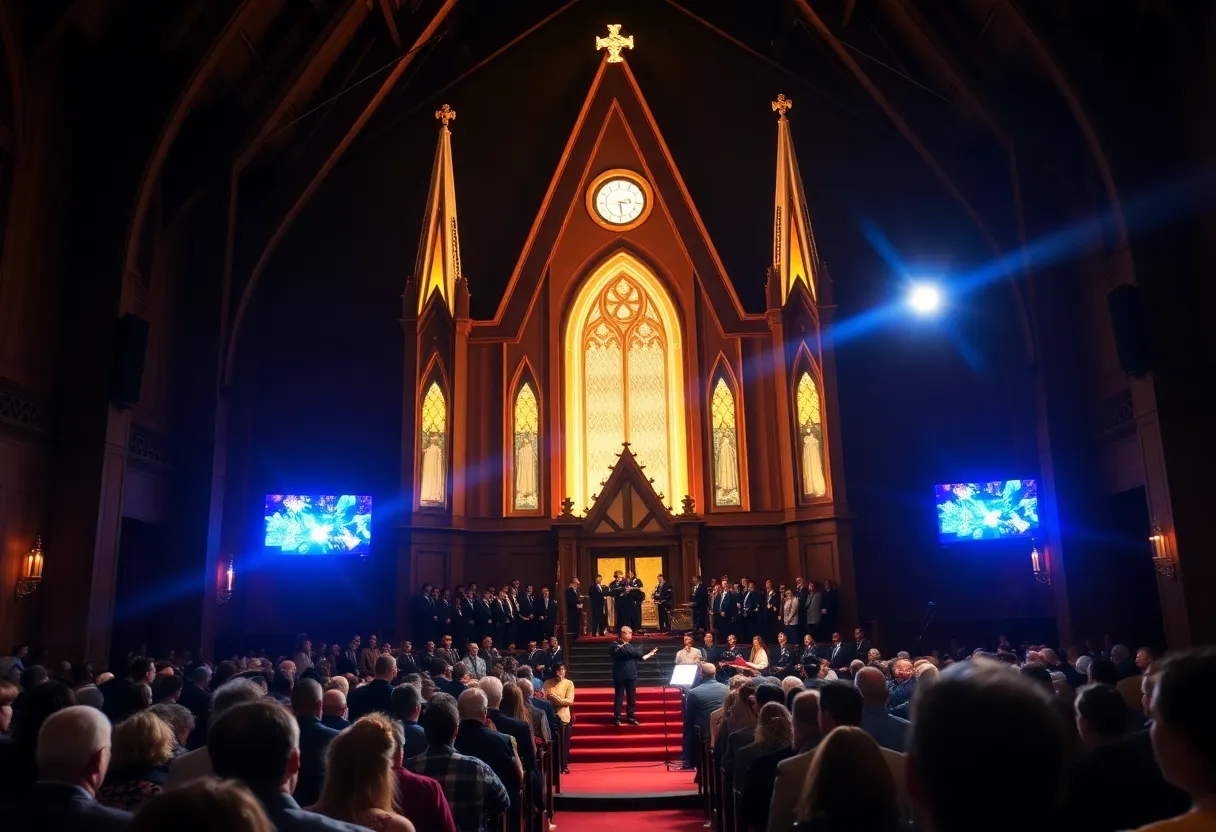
xmin=554 ymin=810 xmax=706 ymax=831
xmin=560 ymin=761 xmax=696 ymax=795
xmin=571 ymin=687 xmax=683 ymax=763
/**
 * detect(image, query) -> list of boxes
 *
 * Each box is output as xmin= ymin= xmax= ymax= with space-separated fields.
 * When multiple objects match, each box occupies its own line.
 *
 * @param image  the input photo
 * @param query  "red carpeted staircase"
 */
xmin=570 ymin=686 xmax=684 ymax=763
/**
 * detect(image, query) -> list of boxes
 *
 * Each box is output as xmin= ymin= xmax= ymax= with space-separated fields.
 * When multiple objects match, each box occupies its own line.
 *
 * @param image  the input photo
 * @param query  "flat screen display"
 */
xmin=264 ymin=494 xmax=372 ymax=555
xmin=935 ymin=480 xmax=1039 ymax=543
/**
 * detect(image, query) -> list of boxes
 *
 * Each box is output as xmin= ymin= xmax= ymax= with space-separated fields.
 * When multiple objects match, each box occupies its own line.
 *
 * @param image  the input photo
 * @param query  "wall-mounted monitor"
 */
xmin=935 ymin=480 xmax=1038 ymax=543
xmin=264 ymin=494 xmax=372 ymax=555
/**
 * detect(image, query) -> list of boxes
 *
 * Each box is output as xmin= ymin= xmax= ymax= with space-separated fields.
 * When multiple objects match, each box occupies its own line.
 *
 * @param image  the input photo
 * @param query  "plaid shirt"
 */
xmin=405 ymin=745 xmax=509 ymax=832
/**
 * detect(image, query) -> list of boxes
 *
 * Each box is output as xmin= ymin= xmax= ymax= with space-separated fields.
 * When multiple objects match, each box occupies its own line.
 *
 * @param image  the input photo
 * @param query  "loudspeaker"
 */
xmin=1107 ymin=284 xmax=1151 ymax=377
xmin=110 ymin=313 xmax=149 ymax=408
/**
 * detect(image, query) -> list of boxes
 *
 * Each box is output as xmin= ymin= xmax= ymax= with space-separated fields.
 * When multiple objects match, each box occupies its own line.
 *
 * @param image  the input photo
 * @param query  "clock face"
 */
xmin=594 ymin=178 xmax=647 ymax=225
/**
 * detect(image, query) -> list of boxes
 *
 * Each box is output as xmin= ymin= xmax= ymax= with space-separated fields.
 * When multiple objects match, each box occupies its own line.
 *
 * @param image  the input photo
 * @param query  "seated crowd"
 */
xmin=0 ymin=625 xmax=575 ymax=832
xmin=683 ymin=625 xmax=1210 ymax=832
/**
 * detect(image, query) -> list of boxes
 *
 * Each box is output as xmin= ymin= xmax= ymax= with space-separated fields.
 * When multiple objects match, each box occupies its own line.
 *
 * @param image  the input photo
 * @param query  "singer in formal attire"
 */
xmin=611 ymin=626 xmax=657 ymax=726
xmin=589 ymin=574 xmax=607 ymax=636
xmin=653 ymin=573 xmax=674 ymax=634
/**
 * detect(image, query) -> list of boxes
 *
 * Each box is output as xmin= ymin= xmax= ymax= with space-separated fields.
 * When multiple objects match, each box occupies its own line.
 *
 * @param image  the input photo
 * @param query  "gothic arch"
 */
xmin=563 ymin=250 xmax=688 ymax=513
xmin=416 ymin=354 xmax=450 ymax=511
xmin=506 ymin=357 xmax=543 ymax=515
xmin=706 ymin=353 xmax=747 ymax=510
xmin=791 ymin=343 xmax=830 ymax=502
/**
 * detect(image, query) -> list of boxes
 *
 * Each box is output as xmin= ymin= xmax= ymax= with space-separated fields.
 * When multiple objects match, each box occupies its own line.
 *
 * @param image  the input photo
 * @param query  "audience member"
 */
xmin=388 ymin=718 xmax=457 ymax=832
xmin=1 ymin=705 xmax=131 ymax=830
xmin=348 ymin=655 xmax=397 ymax=721
xmin=795 ymin=726 xmax=900 ymax=831
xmin=734 ymin=701 xmax=792 ymax=783
xmin=308 ymin=714 xmax=415 ymax=830
xmin=542 ymin=661 xmax=575 ymax=775
xmin=391 ymin=682 xmax=428 ymax=759
xmin=684 ymin=661 xmax=727 ymax=767
xmin=167 ymin=677 xmax=264 ymax=788
xmin=128 ymin=778 xmax=273 ymax=832
xmin=147 ymin=702 xmax=195 ymax=750
xmin=291 ymin=678 xmax=340 ymax=808
xmin=855 ymin=666 xmax=909 ymax=752
xmin=404 ymin=692 xmax=510 ymax=832
xmin=320 ymin=688 xmax=349 ymax=732
xmin=96 ymin=710 xmax=175 ymax=812
xmin=455 ymin=688 xmax=523 ymax=821
xmin=0 ymin=678 xmax=76 ymax=797
xmin=209 ymin=698 xmax=366 ymax=831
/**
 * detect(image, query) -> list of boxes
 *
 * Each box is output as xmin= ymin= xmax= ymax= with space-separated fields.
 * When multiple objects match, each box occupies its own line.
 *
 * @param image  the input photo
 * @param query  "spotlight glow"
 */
xmin=908 ymin=283 xmax=942 ymax=315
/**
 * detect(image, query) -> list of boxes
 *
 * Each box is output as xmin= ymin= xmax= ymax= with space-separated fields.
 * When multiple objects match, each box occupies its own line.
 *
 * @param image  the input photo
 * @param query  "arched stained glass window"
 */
xmin=710 ymin=376 xmax=741 ymax=507
xmin=419 ymin=380 xmax=447 ymax=507
xmin=795 ymin=371 xmax=827 ymax=498
xmin=512 ymin=381 xmax=540 ymax=511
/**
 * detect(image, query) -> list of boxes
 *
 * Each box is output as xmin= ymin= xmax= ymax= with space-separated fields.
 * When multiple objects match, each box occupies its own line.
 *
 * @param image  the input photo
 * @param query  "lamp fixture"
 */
xmin=216 ymin=557 xmax=235 ymax=604
xmin=1149 ymin=517 xmax=1176 ymax=579
xmin=1030 ymin=541 xmax=1051 ymax=585
xmin=16 ymin=536 xmax=44 ymax=597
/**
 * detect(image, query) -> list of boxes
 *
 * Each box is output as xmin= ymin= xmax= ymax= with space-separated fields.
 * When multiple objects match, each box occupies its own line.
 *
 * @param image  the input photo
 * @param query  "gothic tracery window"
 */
xmin=512 ymin=380 xmax=540 ymax=511
xmin=710 ymin=375 xmax=741 ymax=507
xmin=796 ymin=370 xmax=827 ymax=498
xmin=582 ymin=275 xmax=671 ymax=504
xmin=419 ymin=379 xmax=448 ymax=507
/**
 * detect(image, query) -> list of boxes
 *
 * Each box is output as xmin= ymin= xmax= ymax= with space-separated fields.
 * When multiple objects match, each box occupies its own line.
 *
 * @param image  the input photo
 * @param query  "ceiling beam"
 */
xmin=222 ymin=0 xmax=457 ymax=386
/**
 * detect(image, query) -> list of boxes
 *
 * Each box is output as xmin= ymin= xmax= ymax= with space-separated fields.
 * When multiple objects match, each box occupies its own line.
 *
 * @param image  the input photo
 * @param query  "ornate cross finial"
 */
xmin=435 ymin=104 xmax=456 ymax=127
xmin=772 ymin=94 xmax=793 ymax=120
xmin=595 ymin=24 xmax=634 ymax=63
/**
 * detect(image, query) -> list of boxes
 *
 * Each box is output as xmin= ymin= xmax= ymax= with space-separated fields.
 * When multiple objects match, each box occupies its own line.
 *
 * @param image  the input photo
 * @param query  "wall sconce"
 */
xmin=1149 ymin=517 xmax=1176 ymax=580
xmin=216 ymin=557 xmax=235 ymax=604
xmin=1030 ymin=542 xmax=1051 ymax=585
xmin=16 ymin=536 xmax=44 ymax=597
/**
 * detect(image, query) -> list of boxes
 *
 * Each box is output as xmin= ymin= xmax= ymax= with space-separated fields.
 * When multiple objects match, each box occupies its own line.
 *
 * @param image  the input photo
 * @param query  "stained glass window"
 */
xmin=513 ymin=381 xmax=540 ymax=511
xmin=419 ymin=380 xmax=447 ymax=507
xmin=581 ymin=274 xmax=671 ymax=504
xmin=710 ymin=376 xmax=741 ymax=507
xmin=796 ymin=371 xmax=827 ymax=498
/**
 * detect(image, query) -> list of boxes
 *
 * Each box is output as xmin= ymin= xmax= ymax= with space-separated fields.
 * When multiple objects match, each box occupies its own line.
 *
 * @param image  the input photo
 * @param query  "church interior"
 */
xmin=1 ymin=0 xmax=1214 ymax=681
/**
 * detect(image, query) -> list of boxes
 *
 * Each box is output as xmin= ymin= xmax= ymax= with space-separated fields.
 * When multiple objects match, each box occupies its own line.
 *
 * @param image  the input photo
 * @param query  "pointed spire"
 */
xmin=415 ymin=104 xmax=463 ymax=315
xmin=771 ymin=94 xmax=820 ymax=304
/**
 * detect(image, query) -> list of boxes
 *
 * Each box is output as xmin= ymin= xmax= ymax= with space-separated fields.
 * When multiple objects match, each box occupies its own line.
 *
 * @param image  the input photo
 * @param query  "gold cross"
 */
xmin=772 ymin=94 xmax=793 ymax=120
xmin=435 ymin=104 xmax=456 ymax=127
xmin=595 ymin=24 xmax=634 ymax=63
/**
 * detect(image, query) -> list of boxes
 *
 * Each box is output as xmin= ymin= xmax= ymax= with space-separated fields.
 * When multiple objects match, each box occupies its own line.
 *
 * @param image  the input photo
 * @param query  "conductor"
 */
xmin=612 ymin=625 xmax=658 ymax=726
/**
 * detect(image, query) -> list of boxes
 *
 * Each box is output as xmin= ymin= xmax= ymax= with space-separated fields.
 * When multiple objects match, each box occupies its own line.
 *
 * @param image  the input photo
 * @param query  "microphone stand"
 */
xmin=916 ymin=604 xmax=937 ymax=657
xmin=655 ymin=651 xmax=682 ymax=771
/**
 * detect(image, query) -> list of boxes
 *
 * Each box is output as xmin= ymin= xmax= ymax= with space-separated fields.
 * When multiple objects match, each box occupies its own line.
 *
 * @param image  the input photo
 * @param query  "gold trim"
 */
xmin=585 ymin=168 xmax=654 ymax=232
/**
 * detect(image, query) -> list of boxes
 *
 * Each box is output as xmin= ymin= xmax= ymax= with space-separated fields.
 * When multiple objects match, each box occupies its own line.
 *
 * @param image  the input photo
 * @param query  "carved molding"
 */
xmin=128 ymin=424 xmax=170 ymax=467
xmin=0 ymin=379 xmax=50 ymax=435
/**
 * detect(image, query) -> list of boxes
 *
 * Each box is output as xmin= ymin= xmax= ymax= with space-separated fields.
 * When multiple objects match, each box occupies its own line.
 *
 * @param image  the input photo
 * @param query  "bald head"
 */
xmin=458 ymin=688 xmax=489 ymax=722
xmin=37 ymin=705 xmax=112 ymax=793
xmin=700 ymin=662 xmax=717 ymax=678
xmin=480 ymin=675 xmax=504 ymax=708
xmin=855 ymin=666 xmax=889 ymax=706
xmin=321 ymin=688 xmax=346 ymax=717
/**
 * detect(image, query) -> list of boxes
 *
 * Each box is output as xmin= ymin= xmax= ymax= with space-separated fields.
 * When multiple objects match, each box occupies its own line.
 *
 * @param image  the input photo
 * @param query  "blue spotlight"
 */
xmin=907 ymin=282 xmax=943 ymax=315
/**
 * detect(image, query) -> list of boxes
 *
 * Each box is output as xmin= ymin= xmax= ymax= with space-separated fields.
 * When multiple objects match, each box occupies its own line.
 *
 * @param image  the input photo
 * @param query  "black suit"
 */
xmin=653 ymin=581 xmax=674 ymax=632
xmin=764 ymin=590 xmax=780 ymax=642
xmin=491 ymin=598 xmax=510 ymax=649
xmin=798 ymin=645 xmax=821 ymax=677
xmin=741 ymin=743 xmax=795 ymax=832
xmin=179 ymin=680 xmax=213 ymax=749
xmin=825 ymin=641 xmax=850 ymax=671
xmin=738 ymin=589 xmax=761 ymax=641
xmin=536 ymin=596 xmax=556 ymax=639
xmin=822 ymin=587 xmax=840 ymax=635
xmin=347 ymin=678 xmax=393 ymax=721
xmin=611 ymin=640 xmax=648 ymax=721
xmin=320 ymin=714 xmax=349 ymax=732
xmin=457 ymin=719 xmax=522 ymax=813
xmin=589 ymin=582 xmax=607 ymax=635
xmin=517 ymin=592 xmax=535 ymax=644
xmin=1056 ymin=733 xmax=1191 ymax=832
xmin=691 ymin=582 xmax=708 ymax=632
xmin=336 ymin=648 xmax=359 ymax=676
xmin=1 ymin=782 xmax=131 ymax=831
xmin=415 ymin=593 xmax=437 ymax=644
xmin=504 ymin=594 xmax=520 ymax=650
xmin=294 ymin=715 xmax=339 ymax=807
xmin=851 ymin=639 xmax=874 ymax=667
xmin=712 ymin=591 xmax=731 ymax=643
xmin=254 ymin=790 xmax=367 ymax=831
xmin=565 ymin=587 xmax=582 ymax=637
xmin=488 ymin=707 xmax=541 ymax=805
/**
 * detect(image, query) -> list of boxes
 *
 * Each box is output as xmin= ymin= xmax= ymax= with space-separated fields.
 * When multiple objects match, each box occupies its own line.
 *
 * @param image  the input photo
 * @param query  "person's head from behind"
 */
xmin=1149 ymin=648 xmax=1216 ymax=801
xmin=128 ymin=778 xmax=272 ymax=832
xmin=322 ymin=688 xmax=347 ymax=720
xmin=374 ymin=654 xmax=397 ymax=681
xmin=790 ymin=690 xmax=821 ymax=750
xmin=500 ymin=682 xmax=526 ymax=721
xmin=753 ymin=681 xmax=786 ymax=714
xmin=799 ymin=726 xmax=899 ymax=826
xmin=21 ymin=664 xmax=48 ymax=690
xmin=290 ymin=678 xmax=324 ymax=718
xmin=315 ymin=714 xmax=399 ymax=821
xmin=209 ymin=699 xmax=301 ymax=794
xmin=479 ymin=675 xmax=504 ymax=709
xmin=753 ymin=701 xmax=792 ymax=748
xmin=13 ymin=679 xmax=75 ymax=746
xmin=1075 ymin=683 xmax=1128 ymax=749
xmin=458 ymin=688 xmax=489 ymax=724
xmin=211 ymin=677 xmax=265 ymax=720
xmin=1088 ymin=659 xmax=1119 ymax=686
xmin=392 ymin=682 xmax=423 ymax=724
xmin=854 ymin=666 xmax=889 ymax=707
xmin=817 ymin=680 xmax=863 ymax=733
xmin=111 ymin=709 xmax=177 ymax=772
xmin=148 ymin=702 xmax=195 ymax=747
xmin=0 ymin=678 xmax=18 ymax=732
xmin=421 ymin=692 xmax=460 ymax=748
xmin=36 ymin=705 xmax=112 ymax=794
xmin=908 ymin=660 xmax=1066 ymax=832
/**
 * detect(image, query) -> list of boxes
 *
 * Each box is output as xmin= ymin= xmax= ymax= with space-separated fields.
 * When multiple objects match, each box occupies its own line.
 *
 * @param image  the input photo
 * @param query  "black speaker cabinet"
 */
xmin=1107 ymin=284 xmax=1152 ymax=377
xmin=110 ymin=313 xmax=149 ymax=408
